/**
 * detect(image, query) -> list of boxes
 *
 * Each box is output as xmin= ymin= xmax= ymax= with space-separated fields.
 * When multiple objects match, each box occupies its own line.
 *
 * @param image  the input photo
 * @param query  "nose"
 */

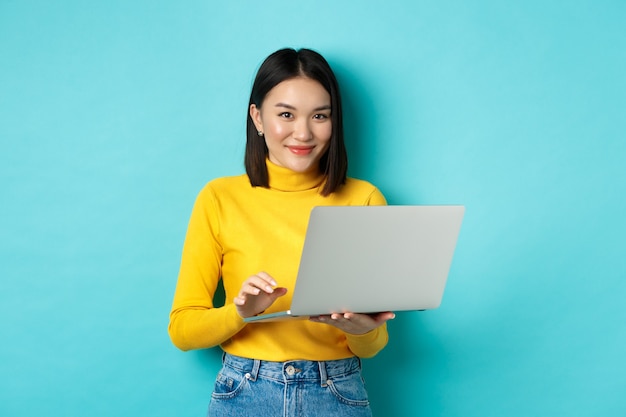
xmin=292 ymin=119 xmax=313 ymax=142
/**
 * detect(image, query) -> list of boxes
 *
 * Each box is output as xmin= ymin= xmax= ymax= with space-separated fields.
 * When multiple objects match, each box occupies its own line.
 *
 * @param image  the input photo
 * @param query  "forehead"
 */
xmin=263 ymin=77 xmax=330 ymax=106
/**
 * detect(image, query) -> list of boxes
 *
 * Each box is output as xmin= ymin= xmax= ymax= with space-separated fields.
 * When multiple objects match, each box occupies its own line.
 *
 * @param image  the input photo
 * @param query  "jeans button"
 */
xmin=286 ymin=365 xmax=295 ymax=376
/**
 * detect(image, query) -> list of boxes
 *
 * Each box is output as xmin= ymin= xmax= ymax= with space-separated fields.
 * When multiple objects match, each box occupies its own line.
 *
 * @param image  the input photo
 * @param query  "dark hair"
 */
xmin=245 ymin=48 xmax=347 ymax=196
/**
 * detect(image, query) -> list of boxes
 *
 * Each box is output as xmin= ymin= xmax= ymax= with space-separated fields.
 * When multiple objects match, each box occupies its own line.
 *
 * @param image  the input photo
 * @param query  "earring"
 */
xmin=257 ymin=130 xmax=264 ymax=137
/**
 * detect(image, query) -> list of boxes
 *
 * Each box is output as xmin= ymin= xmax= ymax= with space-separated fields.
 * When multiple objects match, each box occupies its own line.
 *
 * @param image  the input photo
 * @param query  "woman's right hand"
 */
xmin=234 ymin=271 xmax=288 ymax=319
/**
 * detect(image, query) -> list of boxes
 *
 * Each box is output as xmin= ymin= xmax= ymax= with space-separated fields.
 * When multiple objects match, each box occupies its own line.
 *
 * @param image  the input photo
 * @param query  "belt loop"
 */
xmin=318 ymin=361 xmax=328 ymax=387
xmin=248 ymin=359 xmax=261 ymax=381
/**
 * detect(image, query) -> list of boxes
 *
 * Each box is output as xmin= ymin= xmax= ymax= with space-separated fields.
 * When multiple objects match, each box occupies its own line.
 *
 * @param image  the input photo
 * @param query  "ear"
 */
xmin=249 ymin=104 xmax=263 ymax=132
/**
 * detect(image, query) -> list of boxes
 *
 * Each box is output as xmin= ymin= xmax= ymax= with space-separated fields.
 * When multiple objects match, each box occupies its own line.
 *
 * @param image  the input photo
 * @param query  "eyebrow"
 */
xmin=274 ymin=103 xmax=331 ymax=111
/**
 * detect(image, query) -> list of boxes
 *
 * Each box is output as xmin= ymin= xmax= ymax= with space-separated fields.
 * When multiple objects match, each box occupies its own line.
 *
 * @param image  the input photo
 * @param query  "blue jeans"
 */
xmin=207 ymin=353 xmax=372 ymax=417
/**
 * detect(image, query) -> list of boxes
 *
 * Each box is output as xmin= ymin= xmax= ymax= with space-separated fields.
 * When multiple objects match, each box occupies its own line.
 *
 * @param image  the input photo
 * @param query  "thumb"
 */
xmin=270 ymin=287 xmax=288 ymax=301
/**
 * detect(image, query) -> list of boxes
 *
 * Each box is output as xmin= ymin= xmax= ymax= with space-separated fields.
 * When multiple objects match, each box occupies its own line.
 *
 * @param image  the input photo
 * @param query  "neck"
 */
xmin=266 ymin=159 xmax=325 ymax=192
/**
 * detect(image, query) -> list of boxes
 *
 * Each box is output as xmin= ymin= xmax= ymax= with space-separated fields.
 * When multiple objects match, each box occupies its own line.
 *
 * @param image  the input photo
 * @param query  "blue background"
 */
xmin=1 ymin=1 xmax=625 ymax=416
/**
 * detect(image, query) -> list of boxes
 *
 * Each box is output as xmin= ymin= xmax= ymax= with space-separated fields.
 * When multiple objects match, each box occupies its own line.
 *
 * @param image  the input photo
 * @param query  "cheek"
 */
xmin=317 ymin=124 xmax=333 ymax=142
xmin=266 ymin=121 xmax=289 ymax=138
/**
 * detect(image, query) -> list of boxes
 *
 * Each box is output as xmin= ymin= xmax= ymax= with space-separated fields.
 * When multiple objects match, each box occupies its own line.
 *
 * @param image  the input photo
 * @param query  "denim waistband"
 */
xmin=222 ymin=353 xmax=361 ymax=385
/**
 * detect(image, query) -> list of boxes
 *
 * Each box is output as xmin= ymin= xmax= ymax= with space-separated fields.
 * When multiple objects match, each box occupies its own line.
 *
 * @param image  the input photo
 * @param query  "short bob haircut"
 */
xmin=245 ymin=48 xmax=347 ymax=196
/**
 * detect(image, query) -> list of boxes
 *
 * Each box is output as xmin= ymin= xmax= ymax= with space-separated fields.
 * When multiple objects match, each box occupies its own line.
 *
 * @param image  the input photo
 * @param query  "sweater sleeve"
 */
xmin=365 ymin=186 xmax=387 ymax=206
xmin=345 ymin=323 xmax=389 ymax=358
xmin=168 ymin=185 xmax=246 ymax=351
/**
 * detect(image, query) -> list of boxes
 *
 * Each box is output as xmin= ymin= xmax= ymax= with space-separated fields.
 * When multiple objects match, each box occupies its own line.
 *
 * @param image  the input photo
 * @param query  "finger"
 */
xmin=271 ymin=287 xmax=288 ymax=298
xmin=241 ymin=279 xmax=272 ymax=295
xmin=256 ymin=271 xmax=277 ymax=287
xmin=240 ymin=285 xmax=259 ymax=297
xmin=235 ymin=283 xmax=264 ymax=304
xmin=331 ymin=313 xmax=350 ymax=322
xmin=245 ymin=275 xmax=278 ymax=293
xmin=236 ymin=286 xmax=287 ymax=306
xmin=373 ymin=311 xmax=396 ymax=323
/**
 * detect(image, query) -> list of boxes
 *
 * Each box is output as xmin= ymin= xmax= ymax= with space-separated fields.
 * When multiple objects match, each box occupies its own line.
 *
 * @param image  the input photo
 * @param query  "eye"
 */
xmin=313 ymin=113 xmax=330 ymax=120
xmin=279 ymin=112 xmax=293 ymax=119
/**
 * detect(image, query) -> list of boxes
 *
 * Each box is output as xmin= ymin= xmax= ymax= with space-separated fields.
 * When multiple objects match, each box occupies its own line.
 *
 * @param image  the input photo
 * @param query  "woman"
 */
xmin=169 ymin=48 xmax=395 ymax=417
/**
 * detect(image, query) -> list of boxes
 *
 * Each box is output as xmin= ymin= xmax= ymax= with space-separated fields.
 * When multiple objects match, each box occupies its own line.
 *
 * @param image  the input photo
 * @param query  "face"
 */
xmin=250 ymin=77 xmax=332 ymax=173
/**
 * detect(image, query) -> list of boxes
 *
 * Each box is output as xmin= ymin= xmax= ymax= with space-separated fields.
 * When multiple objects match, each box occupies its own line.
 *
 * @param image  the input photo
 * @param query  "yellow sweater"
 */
xmin=169 ymin=160 xmax=389 ymax=361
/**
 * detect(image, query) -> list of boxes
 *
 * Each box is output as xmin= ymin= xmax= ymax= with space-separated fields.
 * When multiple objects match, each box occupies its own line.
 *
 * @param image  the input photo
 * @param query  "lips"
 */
xmin=287 ymin=145 xmax=314 ymax=155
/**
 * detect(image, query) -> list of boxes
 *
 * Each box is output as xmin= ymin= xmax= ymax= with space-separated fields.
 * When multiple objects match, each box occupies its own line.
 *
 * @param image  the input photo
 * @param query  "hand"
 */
xmin=233 ymin=271 xmax=288 ymax=319
xmin=309 ymin=311 xmax=395 ymax=335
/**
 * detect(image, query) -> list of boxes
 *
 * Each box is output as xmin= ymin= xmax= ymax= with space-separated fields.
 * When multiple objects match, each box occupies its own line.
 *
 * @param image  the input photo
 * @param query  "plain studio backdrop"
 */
xmin=1 ymin=1 xmax=624 ymax=416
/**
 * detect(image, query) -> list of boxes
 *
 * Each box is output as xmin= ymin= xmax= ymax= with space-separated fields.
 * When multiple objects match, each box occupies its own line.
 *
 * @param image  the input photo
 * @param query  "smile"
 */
xmin=287 ymin=146 xmax=315 ymax=155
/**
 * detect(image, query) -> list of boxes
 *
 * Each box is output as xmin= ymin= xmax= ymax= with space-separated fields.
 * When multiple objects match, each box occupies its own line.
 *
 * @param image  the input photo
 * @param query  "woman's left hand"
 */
xmin=309 ymin=311 xmax=395 ymax=335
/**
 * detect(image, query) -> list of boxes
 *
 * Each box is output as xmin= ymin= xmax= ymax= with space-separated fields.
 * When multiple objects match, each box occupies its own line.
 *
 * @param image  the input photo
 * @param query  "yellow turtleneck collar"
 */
xmin=266 ymin=158 xmax=325 ymax=192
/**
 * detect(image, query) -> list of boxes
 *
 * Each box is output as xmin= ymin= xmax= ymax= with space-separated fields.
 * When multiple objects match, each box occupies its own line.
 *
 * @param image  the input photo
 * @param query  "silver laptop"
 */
xmin=244 ymin=205 xmax=465 ymax=323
